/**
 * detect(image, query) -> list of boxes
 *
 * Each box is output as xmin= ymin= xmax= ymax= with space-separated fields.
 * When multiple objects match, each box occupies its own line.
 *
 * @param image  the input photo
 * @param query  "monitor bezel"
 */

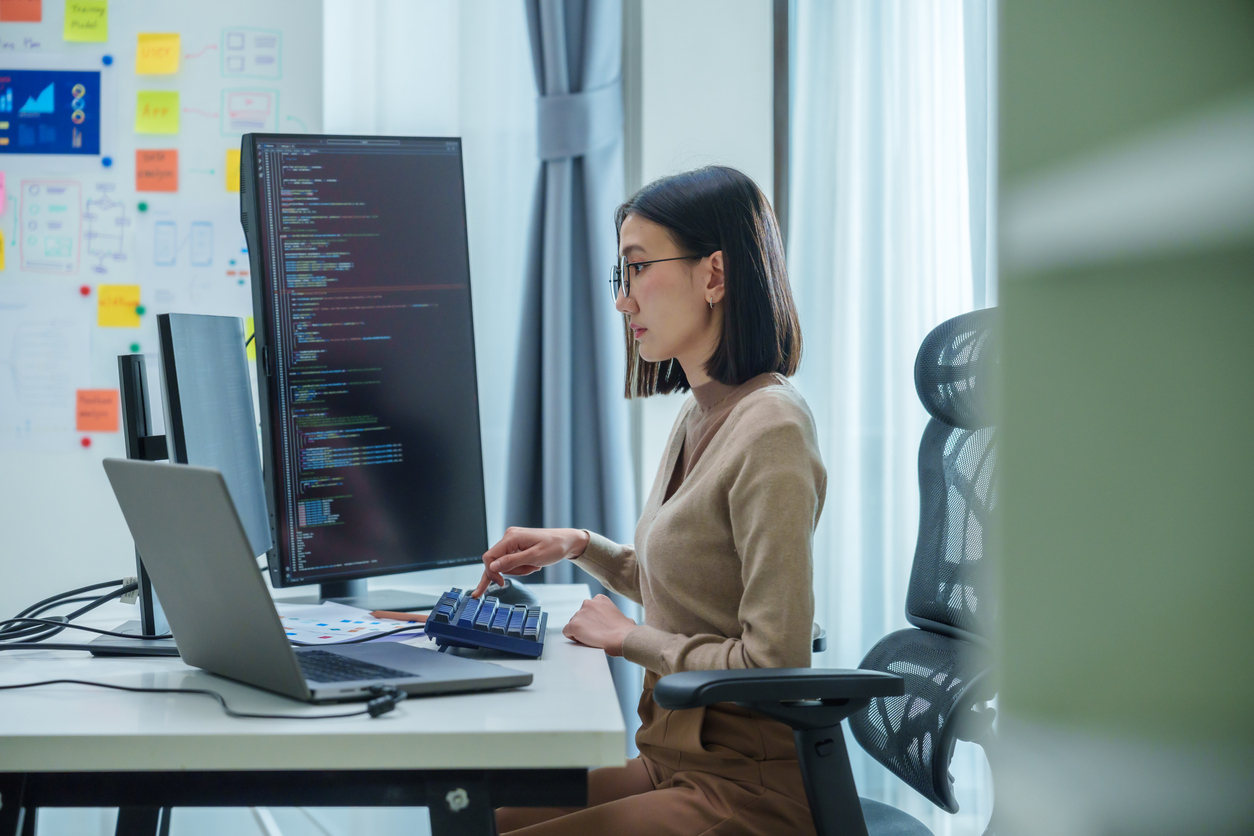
xmin=239 ymin=132 xmax=489 ymax=590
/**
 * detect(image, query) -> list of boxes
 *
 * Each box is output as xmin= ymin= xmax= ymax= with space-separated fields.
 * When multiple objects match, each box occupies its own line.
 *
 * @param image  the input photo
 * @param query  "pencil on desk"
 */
xmin=371 ymin=610 xmax=428 ymax=623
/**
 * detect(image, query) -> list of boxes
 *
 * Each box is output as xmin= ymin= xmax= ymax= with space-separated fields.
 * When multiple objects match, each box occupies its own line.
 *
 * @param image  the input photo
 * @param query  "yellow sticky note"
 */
xmin=0 ymin=237 xmax=5 ymax=272
xmin=137 ymin=33 xmax=180 ymax=75
xmin=63 ymin=0 xmax=107 ymax=42
xmin=135 ymin=91 xmax=179 ymax=134
xmin=245 ymin=316 xmax=256 ymax=360
xmin=225 ymin=148 xmax=241 ymax=192
xmin=97 ymin=284 xmax=141 ymax=328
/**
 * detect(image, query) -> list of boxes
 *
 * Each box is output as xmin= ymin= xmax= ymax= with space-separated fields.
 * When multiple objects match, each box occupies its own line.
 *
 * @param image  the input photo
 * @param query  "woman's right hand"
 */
xmin=472 ymin=527 xmax=591 ymax=598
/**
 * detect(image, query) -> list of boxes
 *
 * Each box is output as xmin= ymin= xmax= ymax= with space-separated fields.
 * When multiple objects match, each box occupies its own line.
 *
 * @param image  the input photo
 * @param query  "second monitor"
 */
xmin=241 ymin=134 xmax=488 ymax=611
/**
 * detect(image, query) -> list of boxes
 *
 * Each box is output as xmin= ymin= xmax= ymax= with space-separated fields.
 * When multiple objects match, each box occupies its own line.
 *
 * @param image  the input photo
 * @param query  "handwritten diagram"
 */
xmin=83 ymin=184 xmax=131 ymax=273
xmin=19 ymin=178 xmax=81 ymax=274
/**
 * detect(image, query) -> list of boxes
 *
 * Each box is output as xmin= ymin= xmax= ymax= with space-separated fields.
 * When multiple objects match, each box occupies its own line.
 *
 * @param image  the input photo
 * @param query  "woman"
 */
xmin=477 ymin=166 xmax=825 ymax=835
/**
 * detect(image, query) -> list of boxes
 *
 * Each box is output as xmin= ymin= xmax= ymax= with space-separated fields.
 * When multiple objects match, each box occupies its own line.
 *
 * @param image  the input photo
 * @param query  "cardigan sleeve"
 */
xmin=570 ymin=531 xmax=644 ymax=605
xmin=620 ymin=410 xmax=825 ymax=675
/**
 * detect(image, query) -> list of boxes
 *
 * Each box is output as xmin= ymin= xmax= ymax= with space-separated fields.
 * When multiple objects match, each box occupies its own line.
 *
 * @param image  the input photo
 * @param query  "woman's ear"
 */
xmin=706 ymin=251 xmax=726 ymax=304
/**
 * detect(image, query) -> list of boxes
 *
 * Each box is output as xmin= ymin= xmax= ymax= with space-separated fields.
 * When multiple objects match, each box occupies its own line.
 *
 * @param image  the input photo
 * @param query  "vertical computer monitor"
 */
xmin=94 ymin=313 xmax=271 ymax=656
xmin=239 ymin=134 xmax=488 ymax=611
xmin=158 ymin=312 xmax=272 ymax=559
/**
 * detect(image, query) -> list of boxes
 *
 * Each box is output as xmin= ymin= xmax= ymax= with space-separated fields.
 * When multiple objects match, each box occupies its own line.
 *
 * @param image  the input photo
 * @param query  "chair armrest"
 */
xmin=654 ymin=668 xmax=904 ymax=710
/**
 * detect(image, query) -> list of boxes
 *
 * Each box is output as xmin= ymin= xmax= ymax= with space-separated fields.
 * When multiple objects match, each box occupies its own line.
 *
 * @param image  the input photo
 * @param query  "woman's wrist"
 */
xmin=565 ymin=528 xmax=591 ymax=559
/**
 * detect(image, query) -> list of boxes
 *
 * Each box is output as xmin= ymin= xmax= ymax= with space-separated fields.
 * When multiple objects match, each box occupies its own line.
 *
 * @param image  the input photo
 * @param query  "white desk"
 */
xmin=0 ymin=584 xmax=625 ymax=836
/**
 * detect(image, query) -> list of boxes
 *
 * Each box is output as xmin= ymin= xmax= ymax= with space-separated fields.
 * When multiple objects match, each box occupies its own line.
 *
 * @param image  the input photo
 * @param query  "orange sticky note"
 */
xmin=135 ymin=149 xmax=177 ymax=192
xmin=225 ymin=148 xmax=240 ymax=192
xmin=137 ymin=33 xmax=180 ymax=75
xmin=76 ymin=389 xmax=119 ymax=432
xmin=0 ymin=0 xmax=41 ymax=22
xmin=97 ymin=284 xmax=141 ymax=327
xmin=135 ymin=90 xmax=179 ymax=134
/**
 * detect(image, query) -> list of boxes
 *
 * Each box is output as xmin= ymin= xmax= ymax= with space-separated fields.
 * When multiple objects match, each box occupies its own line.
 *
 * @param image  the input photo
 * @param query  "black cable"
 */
xmin=11 ymin=579 xmax=128 ymax=620
xmin=245 ymin=332 xmax=255 ymax=347
xmin=0 ymin=585 xmax=155 ymax=644
xmin=0 ymin=618 xmax=172 ymax=640
xmin=0 ymin=679 xmax=405 ymax=719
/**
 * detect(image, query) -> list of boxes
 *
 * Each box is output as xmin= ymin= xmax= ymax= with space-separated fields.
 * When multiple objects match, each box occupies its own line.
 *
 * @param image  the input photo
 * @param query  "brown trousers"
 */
xmin=497 ymin=753 xmax=816 ymax=835
xmin=499 ymin=674 xmax=816 ymax=834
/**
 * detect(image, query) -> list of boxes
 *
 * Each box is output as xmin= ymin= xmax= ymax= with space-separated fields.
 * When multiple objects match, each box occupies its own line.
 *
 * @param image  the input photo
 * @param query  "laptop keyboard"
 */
xmin=296 ymin=649 xmax=414 ymax=683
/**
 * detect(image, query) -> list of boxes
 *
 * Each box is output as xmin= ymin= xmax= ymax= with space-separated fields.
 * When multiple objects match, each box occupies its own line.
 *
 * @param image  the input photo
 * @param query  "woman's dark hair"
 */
xmin=614 ymin=165 xmax=802 ymax=398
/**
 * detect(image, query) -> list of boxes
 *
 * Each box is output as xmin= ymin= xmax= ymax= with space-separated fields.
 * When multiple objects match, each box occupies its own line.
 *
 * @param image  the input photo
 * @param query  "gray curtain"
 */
xmin=508 ymin=0 xmax=641 ymax=747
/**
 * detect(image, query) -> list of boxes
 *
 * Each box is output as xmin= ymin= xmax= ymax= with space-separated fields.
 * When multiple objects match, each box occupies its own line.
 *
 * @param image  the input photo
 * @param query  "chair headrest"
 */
xmin=914 ymin=308 xmax=999 ymax=429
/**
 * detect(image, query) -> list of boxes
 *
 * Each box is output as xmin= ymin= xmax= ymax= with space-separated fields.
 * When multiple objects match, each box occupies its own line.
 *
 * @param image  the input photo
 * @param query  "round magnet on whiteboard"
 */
xmin=102 ymin=156 xmax=113 ymax=167
xmin=135 ymin=305 xmax=146 ymax=316
xmin=81 ymin=437 xmax=92 ymax=448
xmin=130 ymin=343 xmax=141 ymax=353
xmin=79 ymin=285 xmax=91 ymax=296
xmin=102 ymin=55 xmax=113 ymax=65
xmin=138 ymin=202 xmax=148 ymax=212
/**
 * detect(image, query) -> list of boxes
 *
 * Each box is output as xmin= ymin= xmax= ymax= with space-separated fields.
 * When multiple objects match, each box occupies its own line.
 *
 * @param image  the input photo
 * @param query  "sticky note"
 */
xmin=0 ymin=171 xmax=6 ymax=206
xmin=0 ymin=237 xmax=5 ymax=272
xmin=97 ymin=284 xmax=141 ymax=328
xmin=135 ymin=91 xmax=179 ymax=134
xmin=63 ymin=0 xmax=106 ymax=41
xmin=137 ymin=33 xmax=180 ymax=75
xmin=76 ymin=389 xmax=119 ymax=432
xmin=135 ymin=149 xmax=177 ymax=192
xmin=245 ymin=316 xmax=256 ymax=359
xmin=0 ymin=0 xmax=41 ymax=23
xmin=225 ymin=148 xmax=240 ymax=192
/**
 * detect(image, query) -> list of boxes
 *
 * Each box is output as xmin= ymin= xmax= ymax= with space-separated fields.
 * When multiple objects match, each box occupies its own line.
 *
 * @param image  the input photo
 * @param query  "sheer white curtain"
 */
xmin=323 ymin=0 xmax=537 ymax=551
xmin=790 ymin=1 xmax=994 ymax=833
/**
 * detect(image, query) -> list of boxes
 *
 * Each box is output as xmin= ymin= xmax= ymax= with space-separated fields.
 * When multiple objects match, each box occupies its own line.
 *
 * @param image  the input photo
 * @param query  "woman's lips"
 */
xmin=630 ymin=325 xmax=647 ymax=340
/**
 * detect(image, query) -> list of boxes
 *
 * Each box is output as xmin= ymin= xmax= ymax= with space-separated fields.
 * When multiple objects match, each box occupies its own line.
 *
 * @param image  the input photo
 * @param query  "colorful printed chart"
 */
xmin=273 ymin=601 xmax=420 ymax=645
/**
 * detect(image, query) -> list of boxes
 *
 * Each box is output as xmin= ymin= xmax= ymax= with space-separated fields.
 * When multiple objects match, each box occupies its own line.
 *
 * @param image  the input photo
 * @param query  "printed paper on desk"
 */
xmin=274 ymin=601 xmax=418 ymax=645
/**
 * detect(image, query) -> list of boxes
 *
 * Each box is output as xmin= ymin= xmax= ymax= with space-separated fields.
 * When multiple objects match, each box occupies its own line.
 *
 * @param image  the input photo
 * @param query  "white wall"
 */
xmin=635 ymin=0 xmax=775 ymax=500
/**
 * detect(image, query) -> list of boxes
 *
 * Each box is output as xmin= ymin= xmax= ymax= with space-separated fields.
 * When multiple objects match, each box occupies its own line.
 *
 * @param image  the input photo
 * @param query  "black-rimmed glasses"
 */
xmin=609 ymin=255 xmax=700 ymax=303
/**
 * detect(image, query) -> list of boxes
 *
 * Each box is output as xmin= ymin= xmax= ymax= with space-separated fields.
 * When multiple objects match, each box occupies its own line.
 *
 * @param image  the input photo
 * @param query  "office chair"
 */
xmin=655 ymin=308 xmax=1000 ymax=836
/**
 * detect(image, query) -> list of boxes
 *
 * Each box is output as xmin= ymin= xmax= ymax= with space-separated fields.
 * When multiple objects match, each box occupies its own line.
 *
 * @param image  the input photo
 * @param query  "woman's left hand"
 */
xmin=562 ymin=594 xmax=637 ymax=657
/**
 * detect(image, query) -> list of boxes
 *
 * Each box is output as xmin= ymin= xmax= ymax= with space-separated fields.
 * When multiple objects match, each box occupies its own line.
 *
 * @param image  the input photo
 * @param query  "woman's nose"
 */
xmin=614 ymin=289 xmax=636 ymax=315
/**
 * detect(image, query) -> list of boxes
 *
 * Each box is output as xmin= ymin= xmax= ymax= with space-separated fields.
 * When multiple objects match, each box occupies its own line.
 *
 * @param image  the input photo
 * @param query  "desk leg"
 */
xmin=0 ymin=774 xmax=30 ymax=836
xmin=427 ymin=778 xmax=497 ymax=836
xmin=115 ymin=807 xmax=171 ymax=836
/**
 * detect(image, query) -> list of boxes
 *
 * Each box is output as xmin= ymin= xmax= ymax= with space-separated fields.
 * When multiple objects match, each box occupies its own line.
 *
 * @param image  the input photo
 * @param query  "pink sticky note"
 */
xmin=0 ymin=172 xmax=6 ymax=207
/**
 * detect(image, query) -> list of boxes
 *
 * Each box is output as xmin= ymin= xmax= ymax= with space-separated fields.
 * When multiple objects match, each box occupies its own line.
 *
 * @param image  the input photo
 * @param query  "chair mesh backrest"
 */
xmin=848 ymin=628 xmax=993 ymax=812
xmin=848 ymin=309 xmax=1000 ymax=813
xmin=906 ymin=308 xmax=999 ymax=642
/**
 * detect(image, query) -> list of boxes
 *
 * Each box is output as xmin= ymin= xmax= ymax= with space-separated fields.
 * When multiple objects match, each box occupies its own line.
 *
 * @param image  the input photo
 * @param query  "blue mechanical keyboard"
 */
xmin=425 ymin=588 xmax=547 ymax=658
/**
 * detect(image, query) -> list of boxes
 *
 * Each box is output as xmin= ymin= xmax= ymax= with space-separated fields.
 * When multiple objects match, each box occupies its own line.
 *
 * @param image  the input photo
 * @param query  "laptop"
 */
xmin=102 ymin=458 xmax=532 ymax=703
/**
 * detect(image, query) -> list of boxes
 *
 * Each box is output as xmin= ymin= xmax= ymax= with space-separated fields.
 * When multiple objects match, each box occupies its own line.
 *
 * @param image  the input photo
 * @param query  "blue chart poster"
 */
xmin=0 ymin=69 xmax=101 ymax=156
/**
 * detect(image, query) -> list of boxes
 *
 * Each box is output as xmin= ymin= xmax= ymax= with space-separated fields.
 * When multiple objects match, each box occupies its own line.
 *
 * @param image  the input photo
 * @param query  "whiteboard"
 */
xmin=0 ymin=0 xmax=321 ymax=615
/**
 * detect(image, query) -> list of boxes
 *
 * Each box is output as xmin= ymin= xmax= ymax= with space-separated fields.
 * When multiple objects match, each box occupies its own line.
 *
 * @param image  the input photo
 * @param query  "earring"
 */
xmin=708 ymin=299 xmax=714 ymax=309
